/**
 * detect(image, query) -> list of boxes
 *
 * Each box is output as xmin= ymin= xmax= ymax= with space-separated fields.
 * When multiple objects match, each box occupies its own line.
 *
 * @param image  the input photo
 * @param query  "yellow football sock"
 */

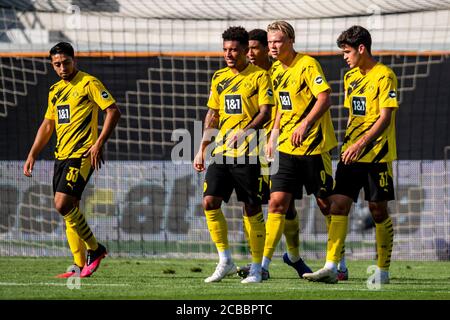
xmin=325 ymin=215 xmax=348 ymax=264
xmin=65 ymin=221 xmax=86 ymax=267
xmin=244 ymin=212 xmax=265 ymax=263
xmin=376 ymin=216 xmax=394 ymax=271
xmin=205 ymin=208 xmax=229 ymax=252
xmin=64 ymin=207 xmax=98 ymax=251
xmin=263 ymin=213 xmax=285 ymax=260
xmin=325 ymin=213 xmax=347 ymax=264
xmin=243 ymin=213 xmax=251 ymax=251
xmin=283 ymin=216 xmax=300 ymax=258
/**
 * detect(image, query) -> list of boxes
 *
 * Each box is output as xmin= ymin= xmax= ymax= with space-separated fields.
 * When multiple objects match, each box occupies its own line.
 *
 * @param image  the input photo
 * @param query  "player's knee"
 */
xmin=202 ymin=197 xmax=221 ymax=211
xmin=368 ymin=202 xmax=389 ymax=223
xmin=54 ymin=200 xmax=74 ymax=216
xmin=316 ymin=197 xmax=330 ymax=215
xmin=268 ymin=200 xmax=287 ymax=214
xmin=330 ymin=201 xmax=350 ymax=216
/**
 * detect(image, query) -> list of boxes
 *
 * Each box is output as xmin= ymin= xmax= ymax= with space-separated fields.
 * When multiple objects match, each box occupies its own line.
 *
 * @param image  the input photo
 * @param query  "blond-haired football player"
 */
xmin=262 ymin=21 xmax=339 ymax=278
xmin=240 ymin=28 xmax=334 ymax=281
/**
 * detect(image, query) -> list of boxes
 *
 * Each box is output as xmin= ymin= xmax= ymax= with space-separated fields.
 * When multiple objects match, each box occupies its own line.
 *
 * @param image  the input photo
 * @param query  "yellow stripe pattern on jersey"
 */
xmin=343 ymin=62 xmax=398 ymax=162
xmin=208 ymin=64 xmax=274 ymax=157
xmin=45 ymin=71 xmax=116 ymax=160
xmin=263 ymin=66 xmax=276 ymax=136
xmin=271 ymin=53 xmax=337 ymax=155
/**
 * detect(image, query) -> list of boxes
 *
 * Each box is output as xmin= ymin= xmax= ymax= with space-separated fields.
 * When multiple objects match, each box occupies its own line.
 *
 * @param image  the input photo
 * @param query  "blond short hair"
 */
xmin=267 ymin=21 xmax=295 ymax=42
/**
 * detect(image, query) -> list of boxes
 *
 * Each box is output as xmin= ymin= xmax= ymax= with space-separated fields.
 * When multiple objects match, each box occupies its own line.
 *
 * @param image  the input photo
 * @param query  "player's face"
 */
xmin=51 ymin=53 xmax=76 ymax=81
xmin=247 ymin=40 xmax=268 ymax=66
xmin=341 ymin=44 xmax=361 ymax=69
xmin=268 ymin=30 xmax=293 ymax=61
xmin=223 ymin=40 xmax=248 ymax=69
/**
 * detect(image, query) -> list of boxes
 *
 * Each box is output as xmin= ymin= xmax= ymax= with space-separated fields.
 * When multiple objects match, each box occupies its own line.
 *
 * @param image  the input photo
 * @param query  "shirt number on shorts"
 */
xmin=66 ymin=167 xmax=80 ymax=183
xmin=379 ymin=172 xmax=388 ymax=187
xmin=320 ymin=170 xmax=326 ymax=185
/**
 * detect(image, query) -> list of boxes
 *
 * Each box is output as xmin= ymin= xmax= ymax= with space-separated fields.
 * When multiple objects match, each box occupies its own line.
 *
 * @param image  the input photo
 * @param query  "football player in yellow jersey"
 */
xmin=23 ymin=42 xmax=121 ymax=278
xmin=193 ymin=26 xmax=274 ymax=283
xmin=262 ymin=21 xmax=339 ymax=278
xmin=304 ymin=26 xmax=397 ymax=284
xmin=247 ymin=29 xmax=273 ymax=71
xmin=239 ymin=28 xmax=324 ymax=281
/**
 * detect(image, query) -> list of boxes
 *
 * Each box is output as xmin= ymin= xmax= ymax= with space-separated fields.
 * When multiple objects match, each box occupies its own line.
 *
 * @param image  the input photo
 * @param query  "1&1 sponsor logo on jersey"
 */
xmin=224 ymin=94 xmax=243 ymax=114
xmin=57 ymin=105 xmax=70 ymax=124
xmin=279 ymin=91 xmax=292 ymax=111
xmin=351 ymin=96 xmax=366 ymax=116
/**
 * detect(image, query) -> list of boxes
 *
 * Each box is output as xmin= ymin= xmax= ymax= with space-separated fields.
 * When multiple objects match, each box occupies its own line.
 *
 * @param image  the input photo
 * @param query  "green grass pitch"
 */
xmin=1 ymin=257 xmax=450 ymax=300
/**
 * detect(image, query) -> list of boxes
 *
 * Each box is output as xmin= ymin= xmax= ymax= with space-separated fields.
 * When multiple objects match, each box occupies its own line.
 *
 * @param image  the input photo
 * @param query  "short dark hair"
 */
xmin=337 ymin=25 xmax=372 ymax=55
xmin=49 ymin=42 xmax=75 ymax=59
xmin=248 ymin=29 xmax=268 ymax=47
xmin=222 ymin=26 xmax=249 ymax=48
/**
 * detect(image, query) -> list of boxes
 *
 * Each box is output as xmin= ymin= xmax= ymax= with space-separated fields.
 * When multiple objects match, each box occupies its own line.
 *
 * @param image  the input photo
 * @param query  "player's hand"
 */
xmin=341 ymin=142 xmax=364 ymax=164
xmin=265 ymin=137 xmax=275 ymax=162
xmin=193 ymin=149 xmax=205 ymax=172
xmin=23 ymin=156 xmax=35 ymax=177
xmin=84 ymin=143 xmax=105 ymax=171
xmin=291 ymin=120 xmax=311 ymax=147
xmin=226 ymin=129 xmax=245 ymax=148
xmin=265 ymin=129 xmax=279 ymax=162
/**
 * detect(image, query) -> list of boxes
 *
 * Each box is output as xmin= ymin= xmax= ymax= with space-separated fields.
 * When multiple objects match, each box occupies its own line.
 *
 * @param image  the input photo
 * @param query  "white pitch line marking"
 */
xmin=0 ymin=282 xmax=130 ymax=287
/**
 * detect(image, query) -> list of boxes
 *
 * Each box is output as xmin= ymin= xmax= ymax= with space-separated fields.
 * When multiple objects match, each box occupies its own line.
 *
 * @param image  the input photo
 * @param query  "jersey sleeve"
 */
xmin=304 ymin=58 xmax=331 ymax=98
xmin=257 ymin=71 xmax=275 ymax=107
xmin=207 ymin=74 xmax=220 ymax=110
xmin=44 ymin=92 xmax=55 ymax=120
xmin=343 ymin=75 xmax=350 ymax=109
xmin=87 ymin=78 xmax=116 ymax=110
xmin=379 ymin=72 xmax=399 ymax=109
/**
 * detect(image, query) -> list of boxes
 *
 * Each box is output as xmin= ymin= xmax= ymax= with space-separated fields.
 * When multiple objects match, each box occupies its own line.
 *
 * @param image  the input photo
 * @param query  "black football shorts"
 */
xmin=270 ymin=151 xmax=334 ymax=199
xmin=204 ymin=162 xmax=264 ymax=205
xmin=333 ymin=161 xmax=395 ymax=202
xmin=53 ymin=156 xmax=93 ymax=200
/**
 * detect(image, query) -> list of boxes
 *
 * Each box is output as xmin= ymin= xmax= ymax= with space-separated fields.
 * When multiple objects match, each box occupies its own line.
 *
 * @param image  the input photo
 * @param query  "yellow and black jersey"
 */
xmin=208 ymin=63 xmax=274 ymax=157
xmin=271 ymin=53 xmax=337 ymax=156
xmin=262 ymin=66 xmax=276 ymax=137
xmin=44 ymin=71 xmax=116 ymax=160
xmin=259 ymin=66 xmax=276 ymax=159
xmin=343 ymin=62 xmax=398 ymax=163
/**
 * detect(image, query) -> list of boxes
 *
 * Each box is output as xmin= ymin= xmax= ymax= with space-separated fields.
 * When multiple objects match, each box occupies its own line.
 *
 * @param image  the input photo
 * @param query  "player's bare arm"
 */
xmin=194 ymin=108 xmax=219 ymax=172
xmin=341 ymin=107 xmax=394 ymax=164
xmin=266 ymin=109 xmax=282 ymax=160
xmin=291 ymin=90 xmax=331 ymax=147
xmin=84 ymin=103 xmax=121 ymax=171
xmin=23 ymin=118 xmax=55 ymax=177
xmin=226 ymin=103 xmax=272 ymax=147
